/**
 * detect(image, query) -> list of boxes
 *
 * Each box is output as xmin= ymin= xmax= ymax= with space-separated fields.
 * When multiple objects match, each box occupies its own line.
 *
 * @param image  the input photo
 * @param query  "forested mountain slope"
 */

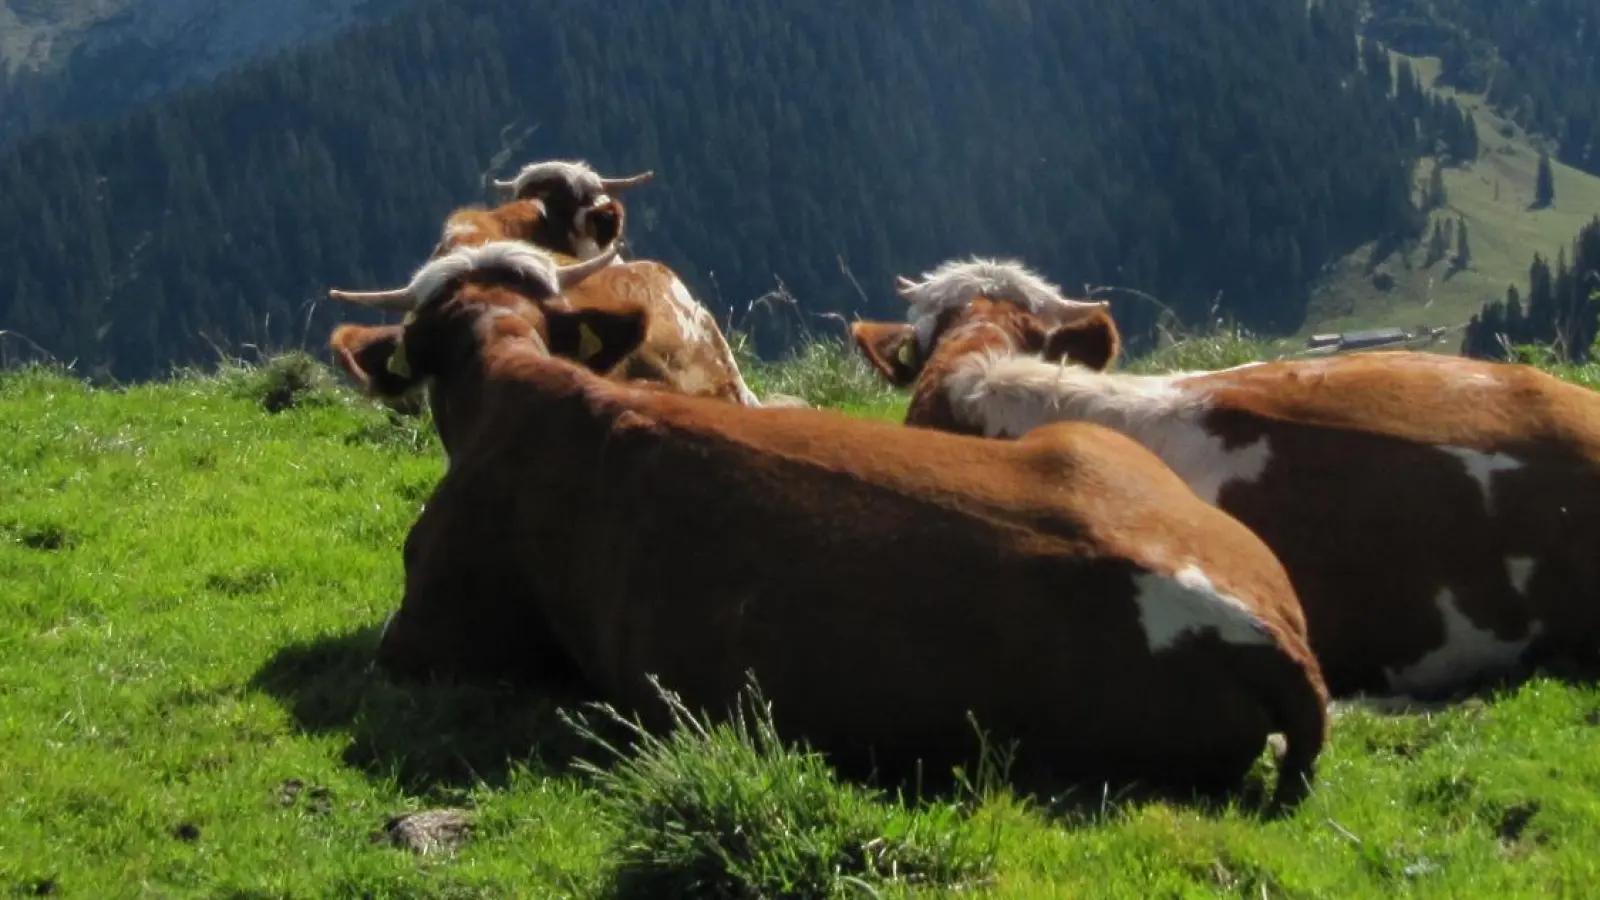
xmin=0 ymin=0 xmax=1466 ymax=380
xmin=0 ymin=0 xmax=410 ymax=147
xmin=1364 ymin=0 xmax=1600 ymax=176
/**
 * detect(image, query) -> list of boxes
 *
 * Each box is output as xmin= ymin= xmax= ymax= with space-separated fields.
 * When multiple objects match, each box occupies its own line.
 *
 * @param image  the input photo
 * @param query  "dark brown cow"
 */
xmin=852 ymin=256 xmax=1600 ymax=700
xmin=333 ymin=239 xmax=1330 ymax=807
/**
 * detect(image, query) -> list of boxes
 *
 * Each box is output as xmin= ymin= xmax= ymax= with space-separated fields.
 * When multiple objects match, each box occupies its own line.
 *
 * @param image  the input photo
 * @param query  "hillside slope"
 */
xmin=1302 ymin=52 xmax=1600 ymax=349
xmin=0 ymin=0 xmax=407 ymax=145
xmin=0 ymin=0 xmax=1454 ymax=381
xmin=1363 ymin=0 xmax=1600 ymax=176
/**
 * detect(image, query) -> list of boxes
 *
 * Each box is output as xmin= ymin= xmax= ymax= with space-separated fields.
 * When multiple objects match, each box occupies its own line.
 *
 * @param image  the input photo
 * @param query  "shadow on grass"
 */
xmin=247 ymin=623 xmax=615 ymax=798
xmin=1026 ymin=764 xmax=1291 ymax=829
xmin=247 ymin=624 xmax=1322 ymax=820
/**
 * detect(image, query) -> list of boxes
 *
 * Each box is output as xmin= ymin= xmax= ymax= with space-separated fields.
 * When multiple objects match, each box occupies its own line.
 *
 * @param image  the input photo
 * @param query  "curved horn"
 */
xmin=599 ymin=170 xmax=655 ymax=192
xmin=895 ymin=275 xmax=918 ymax=294
xmin=555 ymin=244 xmax=623 ymax=290
xmin=328 ymin=286 xmax=415 ymax=312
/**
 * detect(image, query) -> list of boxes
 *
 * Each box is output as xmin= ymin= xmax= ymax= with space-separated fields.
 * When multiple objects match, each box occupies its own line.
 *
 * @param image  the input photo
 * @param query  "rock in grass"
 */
xmin=375 ymin=808 xmax=474 ymax=855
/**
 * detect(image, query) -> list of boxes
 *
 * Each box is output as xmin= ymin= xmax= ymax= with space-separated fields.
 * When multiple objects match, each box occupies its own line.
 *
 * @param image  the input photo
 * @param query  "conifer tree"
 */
xmin=1535 ymin=150 xmax=1555 ymax=208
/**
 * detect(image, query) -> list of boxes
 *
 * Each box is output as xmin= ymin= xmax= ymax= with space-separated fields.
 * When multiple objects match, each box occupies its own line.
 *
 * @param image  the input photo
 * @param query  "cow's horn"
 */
xmin=599 ymin=170 xmax=655 ymax=192
xmin=555 ymin=244 xmax=622 ymax=290
xmin=328 ymin=286 xmax=415 ymax=312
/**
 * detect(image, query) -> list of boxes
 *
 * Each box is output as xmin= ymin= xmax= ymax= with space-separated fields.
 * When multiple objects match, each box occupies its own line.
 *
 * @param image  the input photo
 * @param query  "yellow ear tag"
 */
xmin=895 ymin=341 xmax=917 ymax=367
xmin=577 ymin=322 xmax=603 ymax=361
xmin=386 ymin=342 xmax=412 ymax=378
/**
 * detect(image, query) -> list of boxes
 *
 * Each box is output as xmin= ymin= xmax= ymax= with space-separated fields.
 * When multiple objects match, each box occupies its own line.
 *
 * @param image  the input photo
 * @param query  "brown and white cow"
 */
xmin=852 ymin=256 xmax=1600 ymax=700
xmin=327 ymin=159 xmax=771 ymax=407
xmin=331 ymin=238 xmax=1330 ymax=807
xmin=413 ymin=159 xmax=654 ymax=264
xmin=488 ymin=158 xmax=654 ymax=258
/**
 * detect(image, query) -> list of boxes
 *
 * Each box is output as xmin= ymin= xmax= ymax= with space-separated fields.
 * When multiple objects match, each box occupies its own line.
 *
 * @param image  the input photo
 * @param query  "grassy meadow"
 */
xmin=1302 ymin=50 xmax=1600 ymax=348
xmin=4 ymin=334 xmax=1600 ymax=898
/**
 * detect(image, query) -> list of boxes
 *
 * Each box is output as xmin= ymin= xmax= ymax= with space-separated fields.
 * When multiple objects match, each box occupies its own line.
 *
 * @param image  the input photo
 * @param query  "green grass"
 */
xmin=5 ymin=338 xmax=1600 ymax=898
xmin=1304 ymin=51 xmax=1600 ymax=349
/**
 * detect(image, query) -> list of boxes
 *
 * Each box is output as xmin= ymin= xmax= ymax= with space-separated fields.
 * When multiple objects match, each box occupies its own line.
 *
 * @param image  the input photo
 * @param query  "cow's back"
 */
xmin=567 ymin=262 xmax=756 ymax=404
xmin=489 ymin=392 xmax=1326 ymax=797
xmin=1178 ymin=351 xmax=1600 ymax=696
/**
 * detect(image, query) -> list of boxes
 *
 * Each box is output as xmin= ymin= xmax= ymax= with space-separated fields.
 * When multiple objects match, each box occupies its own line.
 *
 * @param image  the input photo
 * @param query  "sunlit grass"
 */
xmin=3 ymin=334 xmax=1599 ymax=897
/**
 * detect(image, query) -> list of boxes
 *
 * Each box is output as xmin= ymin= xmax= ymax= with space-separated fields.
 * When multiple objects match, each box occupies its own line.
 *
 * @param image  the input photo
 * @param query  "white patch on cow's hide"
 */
xmin=406 ymin=240 xmax=564 ymax=307
xmin=1438 ymin=445 xmax=1523 ymax=514
xmin=1131 ymin=564 xmax=1274 ymax=652
xmin=1383 ymin=588 xmax=1541 ymax=696
xmin=1505 ymin=556 xmax=1536 ymax=596
xmin=444 ymin=220 xmax=480 ymax=240
xmin=668 ymin=277 xmax=713 ymax=346
xmin=660 ymin=274 xmax=760 ymax=406
xmin=945 ymin=351 xmax=1272 ymax=504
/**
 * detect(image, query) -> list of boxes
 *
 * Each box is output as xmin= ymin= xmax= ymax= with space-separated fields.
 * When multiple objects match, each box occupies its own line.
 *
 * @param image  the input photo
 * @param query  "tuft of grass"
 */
xmin=730 ymin=331 xmax=907 ymax=421
xmin=209 ymin=350 xmax=345 ymax=413
xmin=1122 ymin=326 xmax=1290 ymax=374
xmin=563 ymin=673 xmax=1000 ymax=900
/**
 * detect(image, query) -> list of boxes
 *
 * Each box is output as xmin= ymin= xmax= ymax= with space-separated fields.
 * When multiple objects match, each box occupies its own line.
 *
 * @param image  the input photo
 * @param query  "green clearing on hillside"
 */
xmin=4 ymin=341 xmax=1600 ymax=898
xmin=1304 ymin=51 xmax=1600 ymax=348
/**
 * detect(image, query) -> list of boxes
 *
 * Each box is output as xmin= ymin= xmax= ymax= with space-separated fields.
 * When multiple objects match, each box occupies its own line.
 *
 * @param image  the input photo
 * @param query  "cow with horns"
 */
xmin=851 ymin=255 xmax=1600 ymax=701
xmin=327 ymin=159 xmax=775 ymax=408
xmin=334 ymin=237 xmax=1330 ymax=809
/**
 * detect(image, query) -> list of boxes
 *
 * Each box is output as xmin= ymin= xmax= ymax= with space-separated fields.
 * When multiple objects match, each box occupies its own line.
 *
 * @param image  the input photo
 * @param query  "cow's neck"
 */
xmin=906 ymin=320 xmax=1024 ymax=436
xmin=940 ymin=348 xmax=1202 ymax=447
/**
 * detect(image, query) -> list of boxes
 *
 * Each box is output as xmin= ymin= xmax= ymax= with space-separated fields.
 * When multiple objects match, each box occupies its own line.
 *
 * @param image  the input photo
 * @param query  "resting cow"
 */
xmin=418 ymin=158 xmax=654 ymax=264
xmin=852 ymin=256 xmax=1600 ymax=700
xmin=332 ymin=238 xmax=1330 ymax=807
xmin=327 ymin=158 xmax=768 ymax=407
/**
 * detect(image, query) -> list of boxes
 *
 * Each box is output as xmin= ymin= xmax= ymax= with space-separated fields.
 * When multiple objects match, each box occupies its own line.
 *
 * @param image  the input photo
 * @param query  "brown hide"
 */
xmin=374 ymin=276 xmax=1330 ymax=805
xmin=853 ymin=299 xmax=1120 ymax=435
xmin=867 ymin=284 xmax=1600 ymax=699
xmin=1175 ymin=352 xmax=1600 ymax=696
xmin=562 ymin=261 xmax=759 ymax=406
xmin=332 ymin=197 xmax=763 ymax=407
xmin=327 ymin=263 xmax=646 ymax=455
xmin=431 ymin=197 xmax=623 ymax=263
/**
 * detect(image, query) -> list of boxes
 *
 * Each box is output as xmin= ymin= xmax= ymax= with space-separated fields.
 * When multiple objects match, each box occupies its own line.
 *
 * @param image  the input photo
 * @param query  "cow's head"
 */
xmin=850 ymin=258 xmax=1121 ymax=428
xmin=492 ymin=159 xmax=654 ymax=261
xmin=327 ymin=241 xmax=649 ymax=410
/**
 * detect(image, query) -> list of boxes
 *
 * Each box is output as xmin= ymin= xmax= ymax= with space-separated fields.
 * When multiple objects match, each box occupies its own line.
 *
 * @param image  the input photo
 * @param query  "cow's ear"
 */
xmin=1042 ymin=307 xmax=1122 ymax=372
xmin=543 ymin=300 xmax=650 ymax=373
xmin=329 ymin=324 xmax=424 ymax=397
xmin=850 ymin=321 xmax=922 ymax=386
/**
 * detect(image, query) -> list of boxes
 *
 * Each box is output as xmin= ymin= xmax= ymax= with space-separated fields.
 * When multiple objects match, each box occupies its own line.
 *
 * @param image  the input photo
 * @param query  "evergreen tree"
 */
xmin=1425 ymin=218 xmax=1448 ymax=266
xmin=1424 ymin=161 xmax=1447 ymax=210
xmin=1453 ymin=216 xmax=1472 ymax=269
xmin=1535 ymin=150 xmax=1555 ymax=208
xmin=1501 ymin=284 xmax=1525 ymax=345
